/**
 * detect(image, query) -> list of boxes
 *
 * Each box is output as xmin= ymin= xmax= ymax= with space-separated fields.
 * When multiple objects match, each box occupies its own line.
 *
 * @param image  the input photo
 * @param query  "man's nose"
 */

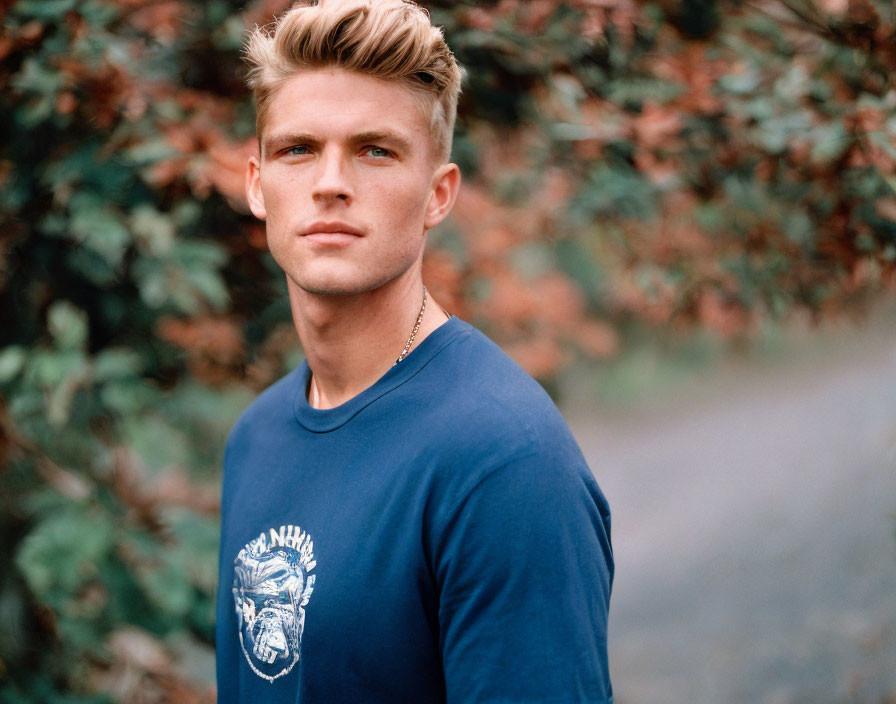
xmin=311 ymin=149 xmax=353 ymax=203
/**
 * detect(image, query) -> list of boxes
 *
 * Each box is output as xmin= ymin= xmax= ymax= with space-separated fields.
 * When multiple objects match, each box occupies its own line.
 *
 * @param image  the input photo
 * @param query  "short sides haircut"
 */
xmin=244 ymin=0 xmax=464 ymax=163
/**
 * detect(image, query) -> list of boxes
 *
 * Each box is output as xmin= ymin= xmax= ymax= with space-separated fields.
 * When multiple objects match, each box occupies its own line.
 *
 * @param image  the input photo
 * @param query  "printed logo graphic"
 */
xmin=233 ymin=524 xmax=316 ymax=682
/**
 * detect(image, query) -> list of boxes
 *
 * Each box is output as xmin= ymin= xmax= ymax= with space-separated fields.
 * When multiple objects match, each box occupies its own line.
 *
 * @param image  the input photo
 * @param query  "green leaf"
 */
xmin=509 ymin=243 xmax=554 ymax=280
xmin=717 ymin=69 xmax=761 ymax=95
xmin=131 ymin=205 xmax=176 ymax=256
xmin=133 ymin=257 xmax=170 ymax=308
xmin=27 ymin=349 xmax=85 ymax=388
xmin=885 ymin=175 xmax=896 ymax=195
xmin=782 ymin=210 xmax=813 ymax=245
xmin=752 ymin=112 xmax=813 ymax=153
xmin=47 ymin=301 xmax=88 ymax=350
xmin=122 ymin=139 xmax=181 ymax=166
xmin=184 ymin=267 xmax=230 ymax=311
xmin=99 ymin=380 xmax=155 ymax=415
xmin=869 ymin=131 xmax=896 ymax=161
xmin=70 ymin=205 xmax=132 ymax=270
xmin=606 ymin=78 xmax=684 ymax=106
xmin=11 ymin=58 xmax=63 ymax=97
xmin=810 ymin=121 xmax=851 ymax=164
xmin=12 ymin=0 xmax=77 ymax=19
xmin=138 ymin=557 xmax=193 ymax=619
xmin=15 ymin=508 xmax=114 ymax=603
xmin=69 ymin=248 xmax=121 ymax=286
xmin=572 ymin=163 xmax=656 ymax=221
xmin=0 ymin=346 xmax=27 ymax=383
xmin=165 ymin=511 xmax=220 ymax=592
xmin=93 ymin=348 xmax=142 ymax=381
xmin=123 ymin=414 xmax=188 ymax=473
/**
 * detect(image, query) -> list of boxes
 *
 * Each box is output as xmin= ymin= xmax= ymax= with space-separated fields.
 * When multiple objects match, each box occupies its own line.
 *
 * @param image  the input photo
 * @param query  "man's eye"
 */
xmin=286 ymin=146 xmax=311 ymax=155
xmin=365 ymin=147 xmax=392 ymax=158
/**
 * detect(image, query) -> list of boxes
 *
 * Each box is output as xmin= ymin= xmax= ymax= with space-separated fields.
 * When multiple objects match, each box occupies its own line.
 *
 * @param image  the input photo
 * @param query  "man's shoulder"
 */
xmin=424 ymin=319 xmax=566 ymax=422
xmin=415 ymin=320 xmax=581 ymax=467
xmin=416 ymin=324 xmax=610 ymax=577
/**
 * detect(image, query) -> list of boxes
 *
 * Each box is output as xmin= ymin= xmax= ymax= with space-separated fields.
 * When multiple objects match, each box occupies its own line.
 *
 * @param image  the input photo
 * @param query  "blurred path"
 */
xmin=567 ymin=317 xmax=896 ymax=704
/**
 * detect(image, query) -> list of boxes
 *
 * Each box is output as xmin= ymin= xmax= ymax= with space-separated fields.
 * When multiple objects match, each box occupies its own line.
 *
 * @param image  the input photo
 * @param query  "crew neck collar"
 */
xmin=293 ymin=316 xmax=468 ymax=433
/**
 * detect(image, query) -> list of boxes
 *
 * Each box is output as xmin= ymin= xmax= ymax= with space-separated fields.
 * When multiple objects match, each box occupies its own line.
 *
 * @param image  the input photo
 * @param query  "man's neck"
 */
xmin=289 ymin=272 xmax=449 ymax=410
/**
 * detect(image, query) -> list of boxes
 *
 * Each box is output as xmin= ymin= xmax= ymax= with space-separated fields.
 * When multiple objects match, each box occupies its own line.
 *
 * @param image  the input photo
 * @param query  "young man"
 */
xmin=215 ymin=1 xmax=614 ymax=702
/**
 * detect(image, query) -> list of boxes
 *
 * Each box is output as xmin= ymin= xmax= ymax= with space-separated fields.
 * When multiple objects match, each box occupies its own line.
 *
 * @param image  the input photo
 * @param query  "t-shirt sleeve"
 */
xmin=432 ymin=448 xmax=614 ymax=704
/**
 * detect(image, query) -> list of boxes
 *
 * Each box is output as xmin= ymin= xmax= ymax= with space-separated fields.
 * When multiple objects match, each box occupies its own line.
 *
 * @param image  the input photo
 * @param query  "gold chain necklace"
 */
xmin=308 ymin=286 xmax=429 ymax=408
xmin=395 ymin=285 xmax=427 ymax=364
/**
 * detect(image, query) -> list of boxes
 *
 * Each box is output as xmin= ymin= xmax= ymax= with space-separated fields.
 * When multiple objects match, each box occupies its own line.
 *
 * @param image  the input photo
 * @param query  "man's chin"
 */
xmin=286 ymin=270 xmax=412 ymax=298
xmin=292 ymin=278 xmax=380 ymax=297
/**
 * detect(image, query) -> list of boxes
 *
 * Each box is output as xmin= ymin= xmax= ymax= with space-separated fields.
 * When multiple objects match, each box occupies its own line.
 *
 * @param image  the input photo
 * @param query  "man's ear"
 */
xmin=246 ymin=155 xmax=267 ymax=220
xmin=424 ymin=162 xmax=461 ymax=230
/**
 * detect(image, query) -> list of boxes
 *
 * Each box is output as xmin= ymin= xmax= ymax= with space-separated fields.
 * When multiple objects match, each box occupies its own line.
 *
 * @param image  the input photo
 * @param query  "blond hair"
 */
xmin=244 ymin=0 xmax=463 ymax=162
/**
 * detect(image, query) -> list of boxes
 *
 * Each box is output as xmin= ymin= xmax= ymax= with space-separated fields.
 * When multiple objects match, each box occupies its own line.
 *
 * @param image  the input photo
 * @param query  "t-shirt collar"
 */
xmin=293 ymin=316 xmax=466 ymax=433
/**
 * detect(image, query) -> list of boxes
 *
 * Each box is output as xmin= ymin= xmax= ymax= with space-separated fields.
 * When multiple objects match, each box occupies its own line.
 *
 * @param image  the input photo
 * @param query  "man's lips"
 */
xmin=299 ymin=222 xmax=364 ymax=242
xmin=302 ymin=233 xmax=361 ymax=246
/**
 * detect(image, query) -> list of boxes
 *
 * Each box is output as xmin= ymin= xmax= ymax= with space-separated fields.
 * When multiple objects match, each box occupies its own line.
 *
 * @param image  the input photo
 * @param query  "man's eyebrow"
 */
xmin=262 ymin=132 xmax=319 ymax=156
xmin=352 ymin=130 xmax=413 ymax=152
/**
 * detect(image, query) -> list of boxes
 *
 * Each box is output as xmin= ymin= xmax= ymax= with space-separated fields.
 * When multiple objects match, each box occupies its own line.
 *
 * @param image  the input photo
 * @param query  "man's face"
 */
xmin=247 ymin=68 xmax=456 ymax=297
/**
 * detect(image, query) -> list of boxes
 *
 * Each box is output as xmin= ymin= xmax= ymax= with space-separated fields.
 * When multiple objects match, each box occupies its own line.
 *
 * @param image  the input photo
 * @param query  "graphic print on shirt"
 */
xmin=232 ymin=524 xmax=317 ymax=682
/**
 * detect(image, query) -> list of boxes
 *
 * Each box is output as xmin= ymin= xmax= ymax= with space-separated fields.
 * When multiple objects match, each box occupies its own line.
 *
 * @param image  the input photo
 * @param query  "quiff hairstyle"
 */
xmin=244 ymin=0 xmax=464 ymax=163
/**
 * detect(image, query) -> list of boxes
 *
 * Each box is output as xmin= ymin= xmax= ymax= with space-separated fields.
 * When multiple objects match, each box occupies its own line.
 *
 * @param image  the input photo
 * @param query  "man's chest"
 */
xmin=219 ymin=437 xmax=446 ymax=700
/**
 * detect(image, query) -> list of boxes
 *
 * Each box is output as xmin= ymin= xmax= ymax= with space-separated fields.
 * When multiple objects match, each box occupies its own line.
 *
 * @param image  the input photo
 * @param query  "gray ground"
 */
xmin=567 ymin=317 xmax=896 ymax=704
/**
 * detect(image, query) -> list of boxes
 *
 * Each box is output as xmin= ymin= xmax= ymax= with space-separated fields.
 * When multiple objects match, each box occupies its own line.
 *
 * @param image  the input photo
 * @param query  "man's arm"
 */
xmin=433 ymin=449 xmax=614 ymax=703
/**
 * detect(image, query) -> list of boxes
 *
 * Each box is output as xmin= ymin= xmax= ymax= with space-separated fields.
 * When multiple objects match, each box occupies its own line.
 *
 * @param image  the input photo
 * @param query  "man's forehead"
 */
xmin=263 ymin=68 xmax=431 ymax=140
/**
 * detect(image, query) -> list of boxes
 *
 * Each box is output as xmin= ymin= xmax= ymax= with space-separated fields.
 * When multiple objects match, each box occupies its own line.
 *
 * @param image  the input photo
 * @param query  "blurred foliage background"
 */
xmin=1 ymin=0 xmax=895 ymax=701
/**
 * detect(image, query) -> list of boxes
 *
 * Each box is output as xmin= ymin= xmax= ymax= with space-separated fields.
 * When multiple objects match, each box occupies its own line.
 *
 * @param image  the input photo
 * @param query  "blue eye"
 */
xmin=365 ymin=147 xmax=391 ymax=158
xmin=287 ymin=146 xmax=310 ymax=155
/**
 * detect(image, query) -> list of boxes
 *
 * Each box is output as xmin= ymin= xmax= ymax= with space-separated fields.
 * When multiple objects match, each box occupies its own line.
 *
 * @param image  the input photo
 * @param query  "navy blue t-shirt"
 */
xmin=215 ymin=317 xmax=614 ymax=703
